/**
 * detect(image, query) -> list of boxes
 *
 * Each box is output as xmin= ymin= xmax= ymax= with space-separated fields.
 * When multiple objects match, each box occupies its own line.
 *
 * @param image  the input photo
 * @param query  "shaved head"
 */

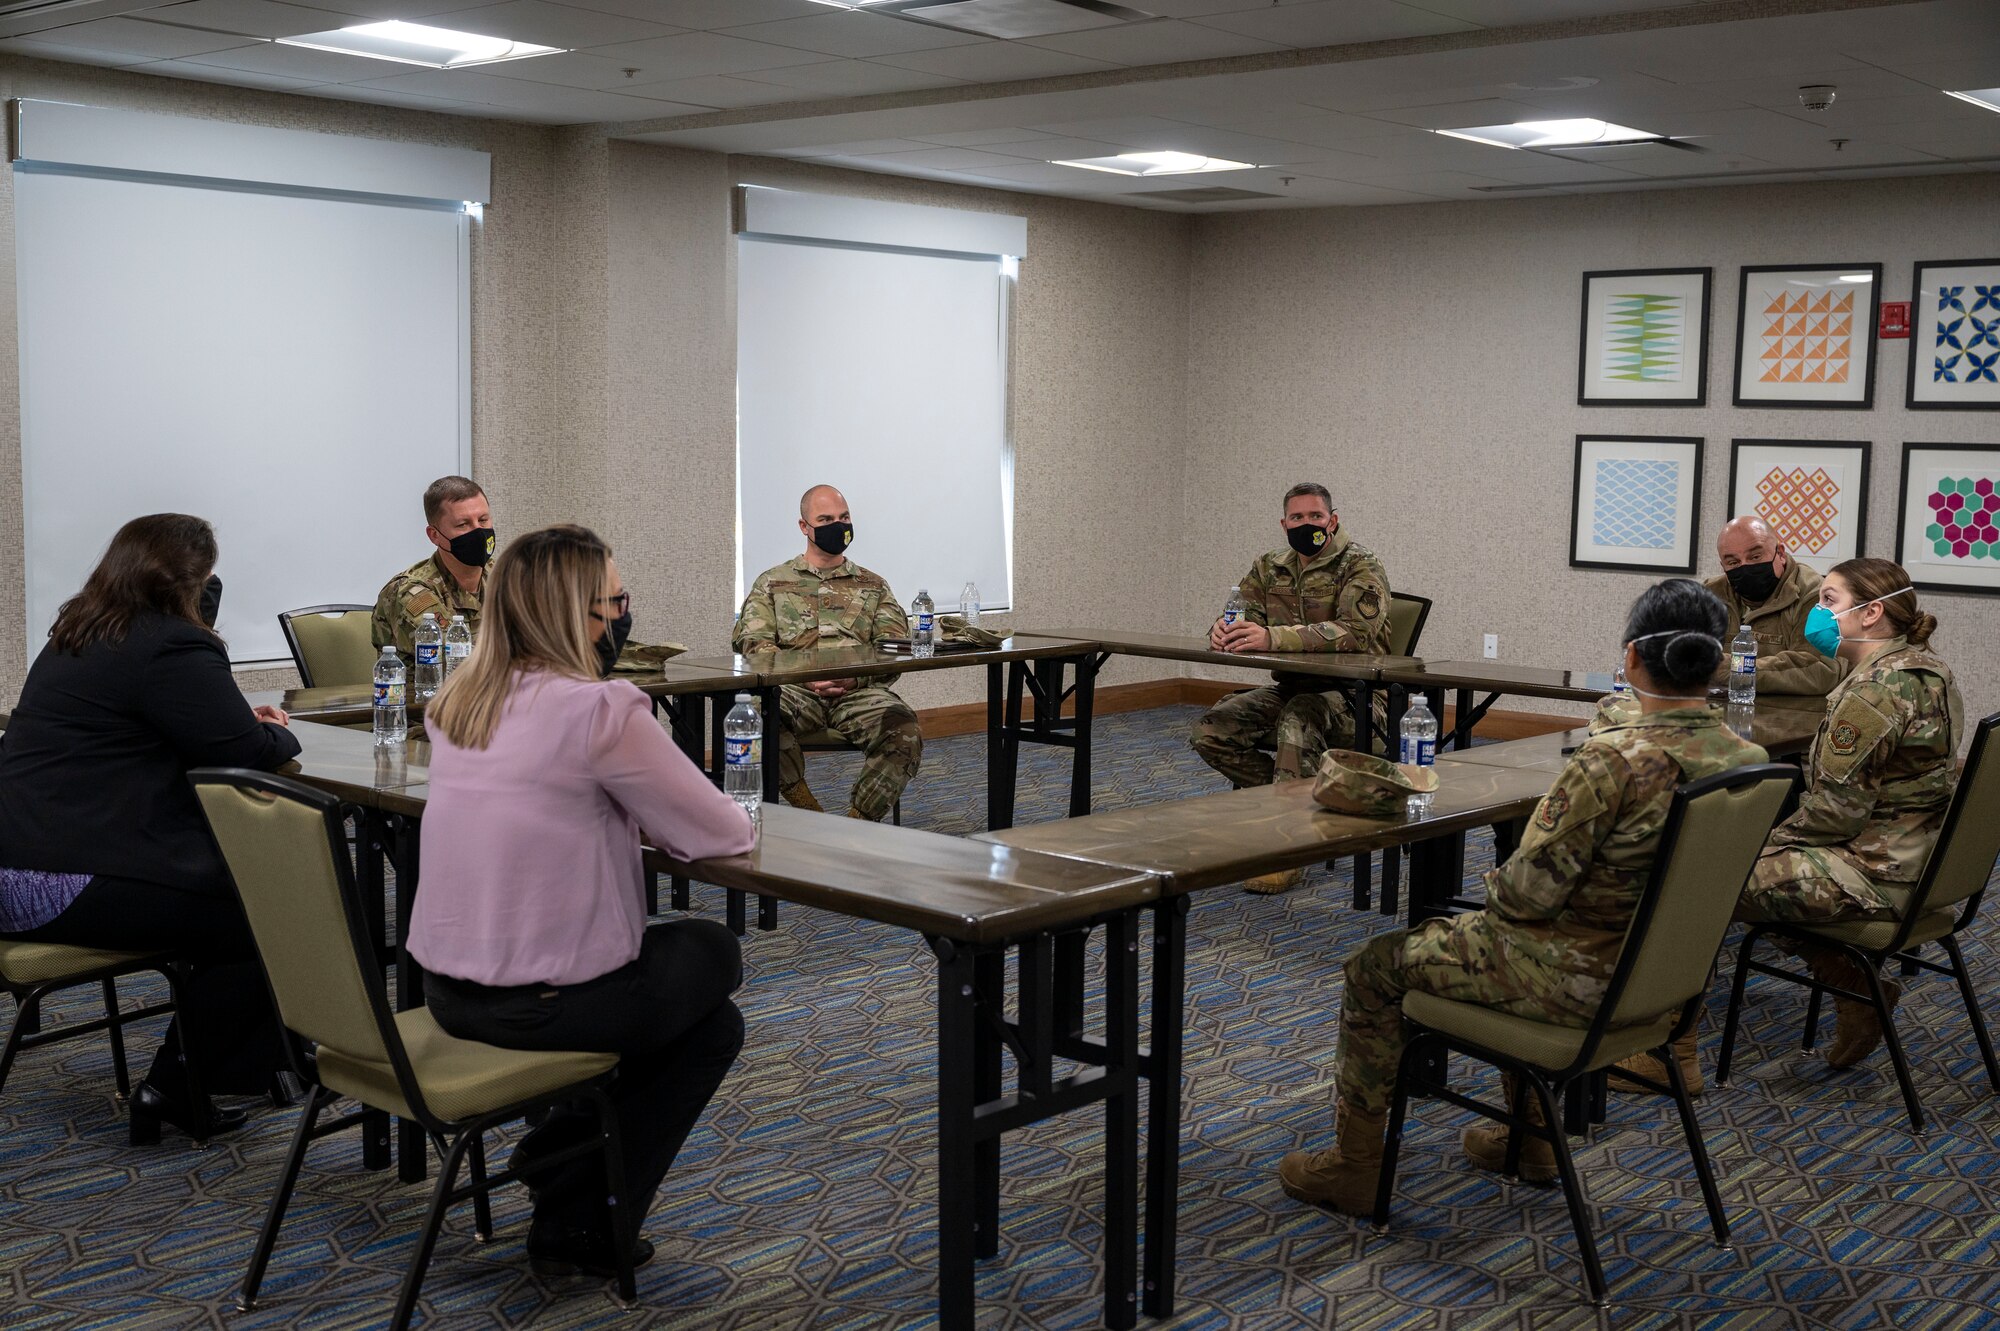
xmin=1716 ymin=513 xmax=1788 ymax=580
xmin=800 ymin=484 xmax=846 ymax=521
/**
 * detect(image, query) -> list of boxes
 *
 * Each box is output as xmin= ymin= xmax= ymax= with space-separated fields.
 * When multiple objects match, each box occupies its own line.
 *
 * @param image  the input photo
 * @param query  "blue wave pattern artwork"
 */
xmin=1593 ymin=458 xmax=1680 ymax=549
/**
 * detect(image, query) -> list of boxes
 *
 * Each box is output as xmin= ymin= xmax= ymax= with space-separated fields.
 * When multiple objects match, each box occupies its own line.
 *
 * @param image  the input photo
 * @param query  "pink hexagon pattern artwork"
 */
xmin=1922 ymin=476 xmax=2000 ymax=562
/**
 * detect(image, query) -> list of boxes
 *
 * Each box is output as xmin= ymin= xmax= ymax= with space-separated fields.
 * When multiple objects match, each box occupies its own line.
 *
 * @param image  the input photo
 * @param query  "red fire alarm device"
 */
xmin=1881 ymin=301 xmax=1911 ymax=339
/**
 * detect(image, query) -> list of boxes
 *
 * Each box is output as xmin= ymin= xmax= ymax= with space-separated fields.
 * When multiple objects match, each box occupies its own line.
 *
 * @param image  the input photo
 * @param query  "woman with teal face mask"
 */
xmin=1734 ymin=557 xmax=1962 ymax=1072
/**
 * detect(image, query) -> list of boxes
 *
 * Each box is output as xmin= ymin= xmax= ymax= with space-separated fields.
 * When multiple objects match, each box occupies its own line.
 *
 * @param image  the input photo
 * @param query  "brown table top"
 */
xmin=281 ymin=719 xmax=430 ymax=808
xmin=1439 ymin=701 xmax=1824 ymax=774
xmin=676 ymin=634 xmax=1095 ymax=688
xmin=1020 ymin=628 xmax=1415 ymax=682
xmin=1380 ymin=658 xmax=1624 ymax=703
xmin=249 ymin=661 xmax=759 ymax=725
xmin=977 ymin=762 xmax=1556 ymax=896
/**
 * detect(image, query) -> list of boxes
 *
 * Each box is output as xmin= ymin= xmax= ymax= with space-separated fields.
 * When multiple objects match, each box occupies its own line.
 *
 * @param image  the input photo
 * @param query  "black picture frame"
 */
xmin=1569 ymin=434 xmax=1705 ymax=575
xmin=1725 ymin=439 xmax=1872 ymax=572
xmin=1906 ymin=258 xmax=2000 ymax=411
xmin=1731 ymin=262 xmax=1883 ymax=409
xmin=1895 ymin=442 xmax=2000 ymax=597
xmin=1576 ymin=267 xmax=1712 ymax=407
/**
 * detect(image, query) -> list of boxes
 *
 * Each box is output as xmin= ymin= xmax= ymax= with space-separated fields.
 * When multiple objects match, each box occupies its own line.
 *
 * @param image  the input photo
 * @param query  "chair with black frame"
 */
xmin=277 ymin=603 xmax=378 ymax=687
xmin=191 ymin=768 xmax=637 ymax=1330
xmin=1372 ymin=762 xmax=1798 ymax=1306
xmin=1340 ymin=591 xmax=1432 ymax=910
xmin=1715 ymin=713 xmax=2000 ymax=1134
xmin=0 ymin=942 xmax=189 ymax=1112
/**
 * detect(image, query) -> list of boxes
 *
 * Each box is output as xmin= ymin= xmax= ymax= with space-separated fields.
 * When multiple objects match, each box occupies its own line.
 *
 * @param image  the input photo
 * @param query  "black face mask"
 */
xmin=811 ymin=521 xmax=853 ymax=556
xmin=197 ymin=574 xmax=222 ymax=629
xmin=1725 ymin=560 xmax=1781 ymax=603
xmin=1286 ymin=523 xmax=1330 ymax=558
xmin=447 ymin=527 xmax=496 ymax=568
xmin=593 ymin=611 xmax=632 ymax=678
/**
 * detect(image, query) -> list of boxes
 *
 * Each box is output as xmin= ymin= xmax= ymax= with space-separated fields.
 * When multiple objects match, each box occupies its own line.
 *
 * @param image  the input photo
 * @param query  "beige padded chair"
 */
xmin=191 ymin=768 xmax=635 ymax=1330
xmin=0 ymin=941 xmax=183 ymax=1106
xmin=1374 ymin=763 xmax=1798 ymax=1306
xmin=277 ymin=604 xmax=378 ymax=688
xmin=1716 ymin=713 xmax=2000 ymax=1133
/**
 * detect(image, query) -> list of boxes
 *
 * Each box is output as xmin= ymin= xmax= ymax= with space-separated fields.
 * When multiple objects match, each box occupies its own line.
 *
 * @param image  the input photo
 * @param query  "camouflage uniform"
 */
xmin=371 ymin=552 xmax=485 ymax=661
xmin=1334 ymin=707 xmax=1767 ymax=1118
xmin=1190 ymin=524 xmax=1394 ymax=786
xmin=1703 ymin=559 xmax=1842 ymax=696
xmin=1739 ymin=638 xmax=1961 ymax=927
xmin=734 ymin=555 xmax=921 ymax=821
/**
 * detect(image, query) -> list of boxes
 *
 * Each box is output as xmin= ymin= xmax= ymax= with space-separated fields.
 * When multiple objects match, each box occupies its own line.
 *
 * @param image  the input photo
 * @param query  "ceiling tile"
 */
xmin=870 ymin=41 xmax=1117 ymax=82
xmin=297 ymin=80 xmax=484 ymax=110
xmin=30 ymin=16 xmax=262 ymax=58
xmin=1017 ymin=18 xmax=1287 ymax=65
xmin=616 ymin=73 xmax=803 ymax=107
xmin=130 ymin=0 xmax=362 ymax=39
xmin=856 ymin=145 xmax=1046 ymax=169
xmin=909 ymin=125 xmax=1054 ymax=146
xmin=946 ymin=132 xmax=1131 ymax=157
xmin=790 ymin=136 xmax=942 ymax=156
xmin=1351 ymin=96 xmax=1555 ymax=127
xmin=1870 ymin=117 xmax=2000 ymax=160
xmin=181 ymin=38 xmax=421 ymax=80
xmin=721 ymin=11 xmax=988 ymax=59
xmin=733 ymin=58 xmax=966 ymax=96
xmin=1187 ymin=0 xmax=1474 ymax=48
xmin=0 ymin=35 xmax=156 ymax=65
xmin=474 ymin=50 xmax=645 ymax=90
xmin=571 ymin=0 xmax=828 ymax=26
xmin=577 ymin=29 xmax=833 ymax=80
xmin=415 ymin=1 xmax=683 ymax=49
xmin=1023 ymin=112 xmax=1216 ymax=145
xmin=1404 ymin=0 xmax=1683 ymax=24
xmin=1118 ymin=0 xmax=1287 ymax=17
xmin=354 ymin=68 xmax=711 ymax=119
xmin=287 ymin=0 xmax=497 ymax=16
xmin=136 ymin=56 xmax=330 ymax=88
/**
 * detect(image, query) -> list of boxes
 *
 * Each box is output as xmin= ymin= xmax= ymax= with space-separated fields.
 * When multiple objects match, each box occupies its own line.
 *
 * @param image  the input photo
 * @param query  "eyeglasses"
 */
xmin=595 ymin=592 xmax=631 ymax=617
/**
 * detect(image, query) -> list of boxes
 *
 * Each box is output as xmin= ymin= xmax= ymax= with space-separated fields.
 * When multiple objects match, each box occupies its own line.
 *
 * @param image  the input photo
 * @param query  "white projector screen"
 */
xmin=736 ymin=236 xmax=1012 ymax=613
xmin=15 ymin=167 xmax=468 ymax=663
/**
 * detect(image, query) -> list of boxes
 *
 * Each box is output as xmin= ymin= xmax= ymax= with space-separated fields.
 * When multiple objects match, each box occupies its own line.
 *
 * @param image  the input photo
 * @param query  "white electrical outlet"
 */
xmin=1483 ymin=633 xmax=1499 ymax=659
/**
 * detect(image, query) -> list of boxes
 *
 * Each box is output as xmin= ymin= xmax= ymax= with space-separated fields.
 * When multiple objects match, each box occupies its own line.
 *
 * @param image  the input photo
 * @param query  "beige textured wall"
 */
xmin=1184 ymin=175 xmax=2000 ymax=727
xmin=0 ymin=56 xmax=562 ymax=699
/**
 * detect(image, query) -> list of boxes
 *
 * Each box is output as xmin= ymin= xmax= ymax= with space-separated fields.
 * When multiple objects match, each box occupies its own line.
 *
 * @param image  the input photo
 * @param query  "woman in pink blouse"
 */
xmin=411 ymin=524 xmax=754 ymax=1281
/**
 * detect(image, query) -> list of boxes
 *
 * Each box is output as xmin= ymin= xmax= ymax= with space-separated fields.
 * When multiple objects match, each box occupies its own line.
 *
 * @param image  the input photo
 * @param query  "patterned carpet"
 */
xmin=5 ymin=705 xmax=2000 ymax=1330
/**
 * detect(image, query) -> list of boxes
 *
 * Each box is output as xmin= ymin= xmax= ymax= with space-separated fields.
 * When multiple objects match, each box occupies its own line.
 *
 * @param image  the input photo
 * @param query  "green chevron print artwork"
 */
xmin=1603 ymin=292 xmax=1684 ymax=382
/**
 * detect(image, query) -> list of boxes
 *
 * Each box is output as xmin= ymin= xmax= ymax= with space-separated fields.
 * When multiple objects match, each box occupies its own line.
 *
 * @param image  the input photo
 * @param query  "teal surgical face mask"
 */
xmin=1803 ymin=588 xmax=1912 ymax=657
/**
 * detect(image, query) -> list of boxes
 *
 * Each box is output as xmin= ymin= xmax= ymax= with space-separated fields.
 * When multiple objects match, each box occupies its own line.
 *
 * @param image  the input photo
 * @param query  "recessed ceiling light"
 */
xmin=1434 ymin=118 xmax=1662 ymax=150
xmin=1945 ymin=88 xmax=2000 ymax=115
xmin=276 ymin=20 xmax=565 ymax=69
xmin=1051 ymin=151 xmax=1255 ymax=176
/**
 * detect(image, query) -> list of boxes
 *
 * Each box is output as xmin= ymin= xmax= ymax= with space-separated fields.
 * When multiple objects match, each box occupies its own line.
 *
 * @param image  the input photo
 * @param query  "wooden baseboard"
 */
xmin=915 ymin=677 xmax=1573 ymax=742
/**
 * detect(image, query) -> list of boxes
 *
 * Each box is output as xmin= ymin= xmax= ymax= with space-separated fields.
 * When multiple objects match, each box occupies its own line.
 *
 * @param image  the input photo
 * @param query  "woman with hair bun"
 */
xmin=1736 ymin=557 xmax=1961 ymax=1072
xmin=1277 ymin=578 xmax=1767 ymax=1213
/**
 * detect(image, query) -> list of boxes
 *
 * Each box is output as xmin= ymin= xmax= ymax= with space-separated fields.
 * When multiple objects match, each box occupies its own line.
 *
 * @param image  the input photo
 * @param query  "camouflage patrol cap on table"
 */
xmin=1310 ymin=749 xmax=1439 ymax=816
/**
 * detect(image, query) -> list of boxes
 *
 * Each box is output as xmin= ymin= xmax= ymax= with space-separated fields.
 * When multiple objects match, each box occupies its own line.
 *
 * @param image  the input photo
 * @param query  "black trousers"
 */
xmin=423 ymin=919 xmax=744 ymax=1241
xmin=4 ymin=874 xmax=286 ymax=1099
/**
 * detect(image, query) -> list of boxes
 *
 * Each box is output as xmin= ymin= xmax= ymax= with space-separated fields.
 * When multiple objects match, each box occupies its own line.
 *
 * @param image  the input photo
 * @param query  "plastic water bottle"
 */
xmin=1222 ymin=585 xmax=1244 ymax=630
xmin=412 ymin=612 xmax=443 ymax=700
xmin=960 ymin=581 xmax=980 ymax=627
xmin=1612 ymin=665 xmax=1628 ymax=696
xmin=444 ymin=613 xmax=472 ymax=677
xmin=1729 ymin=624 xmax=1758 ymax=706
xmin=372 ymin=646 xmax=406 ymax=747
xmin=1399 ymin=694 xmax=1438 ymax=811
xmin=723 ymin=693 xmax=762 ymax=839
xmin=911 ymin=589 xmax=936 ymax=659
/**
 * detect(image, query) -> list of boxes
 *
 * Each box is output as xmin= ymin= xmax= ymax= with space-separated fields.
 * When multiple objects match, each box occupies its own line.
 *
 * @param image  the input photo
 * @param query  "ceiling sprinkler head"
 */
xmin=1798 ymin=84 xmax=1837 ymax=112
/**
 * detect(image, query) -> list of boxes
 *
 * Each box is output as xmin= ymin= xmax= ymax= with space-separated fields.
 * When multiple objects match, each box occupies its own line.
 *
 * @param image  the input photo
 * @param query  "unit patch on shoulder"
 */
xmin=1357 ymin=588 xmax=1382 ymax=620
xmin=1535 ymin=786 xmax=1571 ymax=832
xmin=1830 ymin=720 xmax=1861 ymax=755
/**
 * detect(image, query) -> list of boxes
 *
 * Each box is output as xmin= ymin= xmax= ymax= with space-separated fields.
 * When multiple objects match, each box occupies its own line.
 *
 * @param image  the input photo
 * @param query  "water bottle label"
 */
xmin=415 ymin=644 xmax=440 ymax=664
xmin=917 ymin=613 xmax=934 ymax=633
xmin=447 ymin=643 xmax=471 ymax=661
xmin=374 ymin=683 xmax=404 ymax=707
xmin=1732 ymin=651 xmax=1755 ymax=676
xmin=1222 ymin=610 xmax=1238 ymax=627
xmin=724 ymin=737 xmax=760 ymax=766
xmin=1401 ymin=737 xmax=1435 ymax=767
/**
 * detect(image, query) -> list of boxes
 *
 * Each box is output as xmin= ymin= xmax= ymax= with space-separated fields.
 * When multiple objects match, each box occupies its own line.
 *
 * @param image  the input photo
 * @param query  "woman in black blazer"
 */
xmin=0 ymin=513 xmax=300 ymax=1143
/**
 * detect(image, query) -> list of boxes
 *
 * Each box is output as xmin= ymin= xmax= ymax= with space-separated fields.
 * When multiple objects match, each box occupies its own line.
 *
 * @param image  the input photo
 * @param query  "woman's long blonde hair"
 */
xmin=426 ymin=524 xmax=612 ymax=750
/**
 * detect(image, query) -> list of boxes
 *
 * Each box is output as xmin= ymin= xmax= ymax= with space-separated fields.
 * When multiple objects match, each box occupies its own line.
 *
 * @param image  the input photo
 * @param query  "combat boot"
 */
xmin=1461 ymin=1073 xmax=1558 ymax=1184
xmin=1243 ymin=867 xmax=1306 ymax=895
xmin=1613 ymin=1030 xmax=1704 ymax=1096
xmin=1809 ymin=949 xmax=1901 ymax=1070
xmin=780 ymin=779 xmax=822 ymax=812
xmin=1278 ymin=1104 xmax=1386 ymax=1216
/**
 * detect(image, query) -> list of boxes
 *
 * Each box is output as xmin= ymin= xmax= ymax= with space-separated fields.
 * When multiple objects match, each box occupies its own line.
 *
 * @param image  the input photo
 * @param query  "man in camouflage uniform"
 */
xmin=1704 ymin=515 xmax=1841 ymax=696
xmin=1279 ymin=701 xmax=1766 ymax=1215
xmin=734 ymin=484 xmax=921 ymax=821
xmin=1191 ymin=482 xmax=1394 ymax=893
xmin=372 ymin=475 xmax=493 ymax=661
xmin=1737 ymin=624 xmax=1961 ymax=1070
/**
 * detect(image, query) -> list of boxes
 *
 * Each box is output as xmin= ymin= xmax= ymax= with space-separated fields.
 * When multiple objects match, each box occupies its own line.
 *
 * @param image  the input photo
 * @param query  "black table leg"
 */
xmin=664 ymin=694 xmax=704 ymax=913
xmin=973 ymin=950 xmax=1005 ymax=1260
xmin=1405 ymin=832 xmax=1465 ymax=1091
xmin=1455 ymin=686 xmax=1474 ymax=750
xmin=989 ymin=663 xmax=1027 ymax=831
xmin=933 ymin=938 xmax=977 ymax=1331
xmin=1142 ymin=897 xmax=1188 ymax=1320
xmin=1103 ymin=911 xmax=1139 ymax=1331
xmin=1069 ymin=654 xmax=1097 ymax=818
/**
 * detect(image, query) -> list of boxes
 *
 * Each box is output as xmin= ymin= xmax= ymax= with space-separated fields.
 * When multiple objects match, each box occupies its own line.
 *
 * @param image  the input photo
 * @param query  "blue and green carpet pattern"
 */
xmin=5 ymin=706 xmax=2000 ymax=1329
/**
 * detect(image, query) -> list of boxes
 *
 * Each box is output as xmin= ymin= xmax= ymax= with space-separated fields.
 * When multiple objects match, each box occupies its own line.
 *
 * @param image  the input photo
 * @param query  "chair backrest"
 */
xmin=1387 ymin=593 xmax=1432 ymax=657
xmin=1903 ymin=714 xmax=2000 ymax=924
xmin=1597 ymin=764 xmax=1799 ymax=1035
xmin=279 ymin=604 xmax=377 ymax=688
xmin=191 ymin=769 xmax=412 ymax=1088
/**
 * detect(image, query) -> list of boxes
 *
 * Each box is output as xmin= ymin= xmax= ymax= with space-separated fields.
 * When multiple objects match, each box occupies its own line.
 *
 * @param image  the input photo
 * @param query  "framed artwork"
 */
xmin=1907 ymin=258 xmax=2000 ymax=410
xmin=1570 ymin=434 xmax=1704 ymax=574
xmin=1732 ymin=263 xmax=1882 ymax=408
xmin=1896 ymin=442 xmax=2000 ymax=596
xmin=1726 ymin=439 xmax=1871 ymax=573
xmin=1576 ymin=267 xmax=1712 ymax=406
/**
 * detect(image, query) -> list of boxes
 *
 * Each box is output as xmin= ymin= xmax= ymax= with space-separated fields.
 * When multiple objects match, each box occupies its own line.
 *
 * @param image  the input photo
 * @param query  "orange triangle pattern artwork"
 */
xmin=1759 ymin=288 xmax=1856 ymax=383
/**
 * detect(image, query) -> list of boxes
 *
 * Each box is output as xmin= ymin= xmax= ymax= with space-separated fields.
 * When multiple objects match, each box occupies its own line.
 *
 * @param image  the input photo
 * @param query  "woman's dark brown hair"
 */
xmin=49 ymin=513 xmax=218 ymax=654
xmin=1827 ymin=556 xmax=1938 ymax=648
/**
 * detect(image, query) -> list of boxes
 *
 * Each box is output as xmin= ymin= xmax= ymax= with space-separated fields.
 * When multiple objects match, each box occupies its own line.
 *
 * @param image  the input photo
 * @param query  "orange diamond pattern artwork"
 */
xmin=1757 ymin=464 xmax=1842 ymax=554
xmin=1759 ymin=288 xmax=1855 ymax=383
